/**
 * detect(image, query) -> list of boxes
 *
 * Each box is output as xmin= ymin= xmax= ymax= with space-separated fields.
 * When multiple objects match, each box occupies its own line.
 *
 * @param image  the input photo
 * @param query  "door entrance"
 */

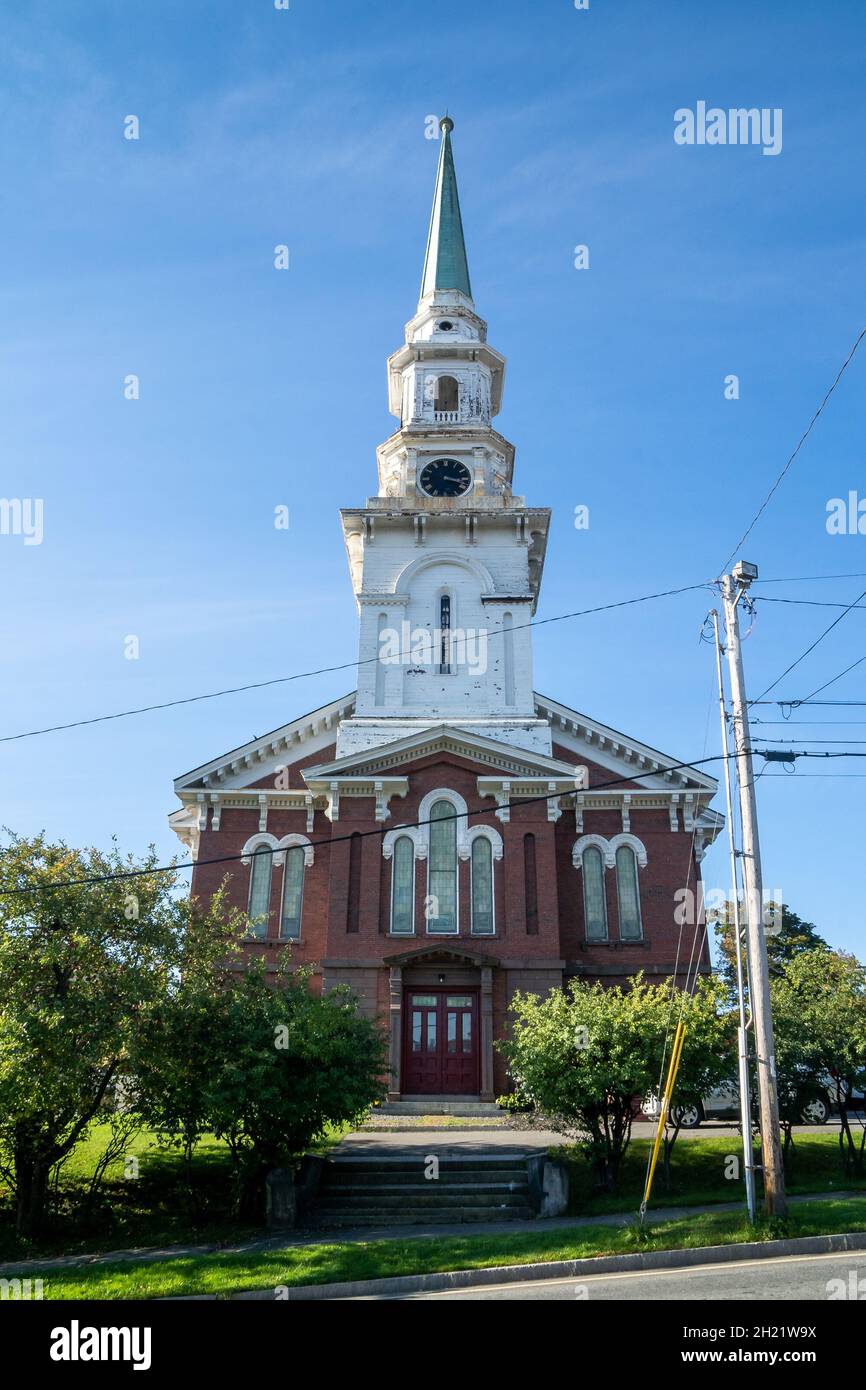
xmin=402 ymin=988 xmax=480 ymax=1095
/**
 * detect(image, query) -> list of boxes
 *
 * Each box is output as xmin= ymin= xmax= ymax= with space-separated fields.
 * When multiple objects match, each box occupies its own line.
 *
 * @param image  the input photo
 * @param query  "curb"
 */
xmin=226 ymin=1229 xmax=866 ymax=1300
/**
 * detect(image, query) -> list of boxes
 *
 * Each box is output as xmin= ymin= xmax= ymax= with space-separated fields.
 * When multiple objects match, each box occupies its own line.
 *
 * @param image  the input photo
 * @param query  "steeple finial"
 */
xmin=419 ymin=115 xmax=472 ymax=303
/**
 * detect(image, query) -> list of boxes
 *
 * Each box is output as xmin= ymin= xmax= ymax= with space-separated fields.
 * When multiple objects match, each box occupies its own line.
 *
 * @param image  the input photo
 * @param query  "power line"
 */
xmin=799 ymin=653 xmax=866 ymax=704
xmin=758 ymin=596 xmax=866 ymax=610
xmin=752 ymin=718 xmax=866 ymax=726
xmin=0 ymin=582 xmax=711 ymax=746
xmin=0 ymin=752 xmax=732 ymax=897
xmin=720 ymin=325 xmax=866 ymax=573
xmin=750 ymin=585 xmax=866 ymax=703
xmin=754 ymin=573 xmax=866 ymax=584
xmin=750 ymin=699 xmax=866 ymax=707
xmin=3 ymin=748 xmax=862 ymax=899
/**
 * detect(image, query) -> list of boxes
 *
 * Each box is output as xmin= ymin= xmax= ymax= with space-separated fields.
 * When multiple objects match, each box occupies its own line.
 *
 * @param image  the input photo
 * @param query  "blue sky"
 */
xmin=1 ymin=0 xmax=864 ymax=958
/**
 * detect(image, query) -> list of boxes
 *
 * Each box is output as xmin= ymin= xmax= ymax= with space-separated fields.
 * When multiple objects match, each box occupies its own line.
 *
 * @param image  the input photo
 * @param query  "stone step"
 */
xmin=326 ymin=1154 xmax=532 ymax=1174
xmin=321 ymin=1169 xmax=529 ymax=1188
xmin=375 ymin=1100 xmax=503 ymax=1117
xmin=311 ymin=1205 xmax=537 ymax=1228
xmin=319 ymin=1188 xmax=529 ymax=1209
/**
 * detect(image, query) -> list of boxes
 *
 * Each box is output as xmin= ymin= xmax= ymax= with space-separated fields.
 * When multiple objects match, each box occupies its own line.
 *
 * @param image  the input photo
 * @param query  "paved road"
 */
xmin=396 ymin=1249 xmax=866 ymax=1301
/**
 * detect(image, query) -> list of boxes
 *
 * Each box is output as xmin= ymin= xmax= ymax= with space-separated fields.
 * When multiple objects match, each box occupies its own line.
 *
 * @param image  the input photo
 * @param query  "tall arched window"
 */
xmin=471 ymin=837 xmax=494 ymax=936
xmin=439 ymin=594 xmax=452 ymax=674
xmin=391 ymin=835 xmax=415 ymax=936
xmin=616 ymin=845 xmax=643 ymax=940
xmin=247 ymin=845 xmax=273 ymax=939
xmin=428 ymin=800 xmax=458 ymax=934
xmin=582 ymin=845 xmax=608 ymax=942
xmin=434 ymin=375 xmax=459 ymax=414
xmin=280 ymin=846 xmax=305 ymax=940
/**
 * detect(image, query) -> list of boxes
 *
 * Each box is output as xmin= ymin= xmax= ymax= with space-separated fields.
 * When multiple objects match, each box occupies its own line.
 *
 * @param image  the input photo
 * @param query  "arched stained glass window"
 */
xmin=582 ymin=845 xmax=608 ymax=942
xmin=391 ymin=835 xmax=415 ymax=936
xmin=471 ymin=837 xmax=494 ymax=936
xmin=280 ymin=846 xmax=305 ymax=940
xmin=428 ymin=800 xmax=458 ymax=934
xmin=616 ymin=845 xmax=643 ymax=941
xmin=247 ymin=845 xmax=273 ymax=939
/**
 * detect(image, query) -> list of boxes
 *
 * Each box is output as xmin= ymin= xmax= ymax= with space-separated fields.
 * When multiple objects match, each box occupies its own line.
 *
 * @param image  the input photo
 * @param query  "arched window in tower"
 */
xmin=439 ymin=594 xmax=452 ymax=674
xmin=471 ymin=837 xmax=494 ymax=936
xmin=615 ymin=845 xmax=643 ymax=940
xmin=434 ymin=375 xmax=459 ymax=419
xmin=524 ymin=833 xmax=539 ymax=935
xmin=280 ymin=846 xmax=305 ymax=940
xmin=390 ymin=835 xmax=415 ymax=936
xmin=428 ymin=800 xmax=458 ymax=934
xmin=582 ymin=845 xmax=608 ymax=942
xmin=247 ymin=845 xmax=273 ymax=939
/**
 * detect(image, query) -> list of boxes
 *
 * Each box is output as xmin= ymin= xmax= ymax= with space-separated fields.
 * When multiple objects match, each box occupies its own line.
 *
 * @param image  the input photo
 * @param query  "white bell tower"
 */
xmin=337 ymin=117 xmax=551 ymax=757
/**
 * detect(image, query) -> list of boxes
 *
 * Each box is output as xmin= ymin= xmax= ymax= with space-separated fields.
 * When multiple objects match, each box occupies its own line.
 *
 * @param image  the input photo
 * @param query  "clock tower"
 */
xmin=338 ymin=117 xmax=552 ymax=758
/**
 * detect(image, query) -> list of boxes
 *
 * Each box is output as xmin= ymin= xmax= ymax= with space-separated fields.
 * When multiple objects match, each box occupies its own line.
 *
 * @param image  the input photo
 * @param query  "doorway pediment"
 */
xmin=384 ymin=943 xmax=498 ymax=969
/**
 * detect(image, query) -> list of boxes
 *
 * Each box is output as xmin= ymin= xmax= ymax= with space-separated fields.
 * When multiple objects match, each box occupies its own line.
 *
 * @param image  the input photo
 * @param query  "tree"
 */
xmin=771 ymin=949 xmax=866 ymax=1174
xmin=714 ymin=900 xmax=827 ymax=996
xmin=500 ymin=974 xmax=732 ymax=1194
xmin=136 ymin=958 xmax=387 ymax=1218
xmin=0 ymin=832 xmax=241 ymax=1237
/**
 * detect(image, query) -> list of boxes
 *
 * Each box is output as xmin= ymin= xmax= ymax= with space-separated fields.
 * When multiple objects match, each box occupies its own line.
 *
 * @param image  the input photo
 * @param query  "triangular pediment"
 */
xmin=171 ymin=687 xmax=718 ymax=802
xmin=302 ymin=723 xmax=579 ymax=784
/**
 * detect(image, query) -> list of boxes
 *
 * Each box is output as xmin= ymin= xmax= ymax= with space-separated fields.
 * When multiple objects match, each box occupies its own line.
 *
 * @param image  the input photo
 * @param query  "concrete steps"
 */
xmin=375 ymin=1099 xmax=503 ymax=1117
xmin=310 ymin=1152 xmax=537 ymax=1229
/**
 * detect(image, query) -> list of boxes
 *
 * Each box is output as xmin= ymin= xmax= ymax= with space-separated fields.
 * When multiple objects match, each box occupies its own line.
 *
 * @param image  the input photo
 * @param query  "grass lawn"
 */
xmin=559 ymin=1131 xmax=866 ymax=1215
xmin=2 ymin=1121 xmax=862 ymax=1268
xmin=36 ymin=1197 xmax=866 ymax=1300
xmin=0 ymin=1121 xmax=350 ymax=1263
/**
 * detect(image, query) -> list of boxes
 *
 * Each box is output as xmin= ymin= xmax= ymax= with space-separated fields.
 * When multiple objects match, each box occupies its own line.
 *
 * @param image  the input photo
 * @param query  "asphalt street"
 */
xmin=395 ymin=1249 xmax=866 ymax=1300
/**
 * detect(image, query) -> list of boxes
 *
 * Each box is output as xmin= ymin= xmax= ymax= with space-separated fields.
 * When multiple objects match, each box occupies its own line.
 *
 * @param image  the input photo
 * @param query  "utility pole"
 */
xmin=710 ymin=607 xmax=757 ymax=1222
xmin=721 ymin=561 xmax=787 ymax=1219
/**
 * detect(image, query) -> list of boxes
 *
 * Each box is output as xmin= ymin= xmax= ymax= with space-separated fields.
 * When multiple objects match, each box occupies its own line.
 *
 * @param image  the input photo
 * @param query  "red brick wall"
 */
xmin=189 ymin=742 xmax=710 ymax=994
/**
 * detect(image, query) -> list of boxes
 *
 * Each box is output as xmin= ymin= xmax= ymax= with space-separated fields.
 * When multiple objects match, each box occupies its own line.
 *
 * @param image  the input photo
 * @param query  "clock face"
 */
xmin=419 ymin=458 xmax=472 ymax=498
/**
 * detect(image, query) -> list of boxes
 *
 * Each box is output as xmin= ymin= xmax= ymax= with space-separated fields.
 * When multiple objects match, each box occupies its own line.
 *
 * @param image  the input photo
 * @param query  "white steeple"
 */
xmin=337 ymin=118 xmax=551 ymax=758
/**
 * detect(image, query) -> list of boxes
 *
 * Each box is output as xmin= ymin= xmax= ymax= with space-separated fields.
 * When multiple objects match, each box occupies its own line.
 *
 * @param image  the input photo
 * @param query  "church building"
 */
xmin=170 ymin=119 xmax=722 ymax=1101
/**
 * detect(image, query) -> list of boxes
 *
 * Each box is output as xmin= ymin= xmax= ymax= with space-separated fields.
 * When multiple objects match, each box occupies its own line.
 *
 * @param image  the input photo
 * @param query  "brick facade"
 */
xmin=185 ymin=729 xmax=713 ymax=1099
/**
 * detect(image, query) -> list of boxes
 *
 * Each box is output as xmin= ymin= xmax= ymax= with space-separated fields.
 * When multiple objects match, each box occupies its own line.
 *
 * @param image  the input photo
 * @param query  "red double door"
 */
xmin=402 ymin=988 xmax=480 ymax=1095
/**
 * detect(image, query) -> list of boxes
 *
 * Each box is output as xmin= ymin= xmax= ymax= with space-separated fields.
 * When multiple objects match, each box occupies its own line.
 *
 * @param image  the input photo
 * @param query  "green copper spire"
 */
xmin=419 ymin=116 xmax=473 ymax=302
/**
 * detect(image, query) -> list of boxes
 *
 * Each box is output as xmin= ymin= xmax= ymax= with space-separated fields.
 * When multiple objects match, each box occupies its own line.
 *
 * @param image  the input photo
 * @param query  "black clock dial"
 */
xmin=419 ymin=458 xmax=472 ymax=498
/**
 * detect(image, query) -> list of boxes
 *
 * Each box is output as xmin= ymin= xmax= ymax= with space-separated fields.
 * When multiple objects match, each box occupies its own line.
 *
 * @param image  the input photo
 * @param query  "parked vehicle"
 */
xmin=645 ymin=1082 xmax=838 ymax=1128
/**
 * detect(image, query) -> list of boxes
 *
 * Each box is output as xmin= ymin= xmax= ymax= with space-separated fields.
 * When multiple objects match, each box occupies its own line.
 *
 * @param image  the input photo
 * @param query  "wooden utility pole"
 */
xmin=721 ymin=562 xmax=787 ymax=1219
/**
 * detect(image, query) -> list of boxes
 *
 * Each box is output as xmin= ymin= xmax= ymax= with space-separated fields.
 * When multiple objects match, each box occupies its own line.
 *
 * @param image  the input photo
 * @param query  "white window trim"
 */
xmin=614 ymin=843 xmax=644 ymax=941
xmin=580 ymin=843 xmax=609 ymax=943
xmin=609 ymin=833 xmax=648 ymax=869
xmin=241 ymin=832 xmax=280 ymax=866
xmin=469 ymin=834 xmax=497 ymax=937
xmin=572 ymin=833 xmax=648 ymax=871
xmin=279 ymin=843 xmax=308 ymax=940
xmin=388 ymin=833 xmax=416 ymax=937
xmin=276 ymin=832 xmax=315 ymax=867
xmin=572 ymin=833 xmax=614 ymax=870
xmin=246 ymin=842 xmax=274 ymax=938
